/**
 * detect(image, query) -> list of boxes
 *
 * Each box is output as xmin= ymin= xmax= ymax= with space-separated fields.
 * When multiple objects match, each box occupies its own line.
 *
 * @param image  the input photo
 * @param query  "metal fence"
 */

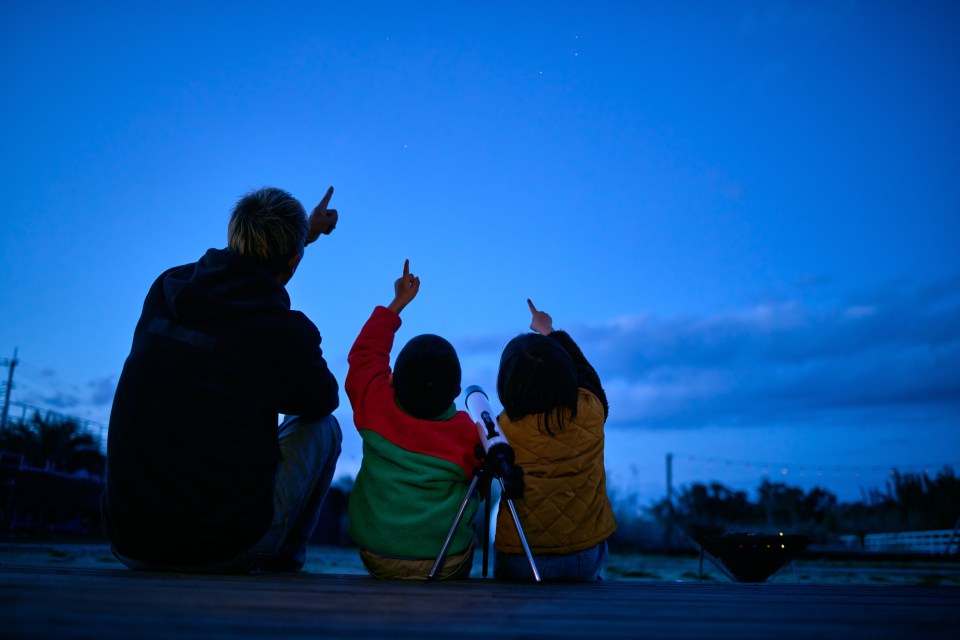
xmin=839 ymin=529 xmax=960 ymax=556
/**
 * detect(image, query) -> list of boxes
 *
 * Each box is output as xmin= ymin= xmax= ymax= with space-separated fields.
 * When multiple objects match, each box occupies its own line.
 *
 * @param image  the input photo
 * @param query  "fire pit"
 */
xmin=694 ymin=532 xmax=809 ymax=583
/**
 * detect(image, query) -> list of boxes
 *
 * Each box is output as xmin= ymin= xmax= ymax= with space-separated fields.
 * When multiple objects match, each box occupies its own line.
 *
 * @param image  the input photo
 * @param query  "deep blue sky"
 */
xmin=2 ymin=1 xmax=958 ymax=504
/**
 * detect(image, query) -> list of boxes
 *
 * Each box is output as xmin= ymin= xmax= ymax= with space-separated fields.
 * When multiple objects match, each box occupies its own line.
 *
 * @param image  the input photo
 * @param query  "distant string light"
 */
xmin=672 ymin=453 xmax=958 ymax=480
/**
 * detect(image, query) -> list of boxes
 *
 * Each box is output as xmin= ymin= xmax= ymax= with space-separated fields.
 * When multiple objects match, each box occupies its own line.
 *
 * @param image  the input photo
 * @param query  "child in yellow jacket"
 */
xmin=493 ymin=299 xmax=616 ymax=581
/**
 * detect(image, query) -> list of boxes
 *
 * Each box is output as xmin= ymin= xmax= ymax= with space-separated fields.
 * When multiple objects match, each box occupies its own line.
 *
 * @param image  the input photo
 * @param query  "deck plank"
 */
xmin=2 ymin=564 xmax=958 ymax=639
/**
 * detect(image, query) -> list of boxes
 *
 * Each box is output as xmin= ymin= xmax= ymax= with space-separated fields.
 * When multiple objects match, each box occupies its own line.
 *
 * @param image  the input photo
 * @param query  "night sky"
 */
xmin=2 ymin=1 xmax=958 ymax=505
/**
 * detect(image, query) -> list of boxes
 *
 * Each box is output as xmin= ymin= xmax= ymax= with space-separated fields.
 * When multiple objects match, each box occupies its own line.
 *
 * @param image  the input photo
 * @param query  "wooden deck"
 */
xmin=2 ymin=562 xmax=958 ymax=639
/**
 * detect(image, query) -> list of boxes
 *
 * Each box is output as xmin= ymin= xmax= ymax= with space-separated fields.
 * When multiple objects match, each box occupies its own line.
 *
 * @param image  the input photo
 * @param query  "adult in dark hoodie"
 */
xmin=103 ymin=186 xmax=342 ymax=572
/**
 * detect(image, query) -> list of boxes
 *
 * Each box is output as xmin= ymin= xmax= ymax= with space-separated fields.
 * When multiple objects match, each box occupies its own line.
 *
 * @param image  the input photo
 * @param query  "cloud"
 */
xmin=87 ymin=375 xmax=117 ymax=407
xmin=458 ymin=277 xmax=960 ymax=431
xmin=13 ymin=366 xmax=115 ymax=426
xmin=26 ymin=376 xmax=115 ymax=411
xmin=38 ymin=390 xmax=81 ymax=410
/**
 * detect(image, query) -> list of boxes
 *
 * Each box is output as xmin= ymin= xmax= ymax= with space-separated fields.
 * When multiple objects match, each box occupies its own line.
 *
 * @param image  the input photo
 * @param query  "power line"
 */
xmin=8 ymin=400 xmax=107 ymax=429
xmin=672 ymin=451 xmax=959 ymax=480
xmin=1 ymin=354 xmax=113 ymax=433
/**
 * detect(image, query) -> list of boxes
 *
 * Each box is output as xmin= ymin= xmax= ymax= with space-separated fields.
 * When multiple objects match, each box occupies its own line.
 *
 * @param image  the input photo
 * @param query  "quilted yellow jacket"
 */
xmin=494 ymin=387 xmax=617 ymax=555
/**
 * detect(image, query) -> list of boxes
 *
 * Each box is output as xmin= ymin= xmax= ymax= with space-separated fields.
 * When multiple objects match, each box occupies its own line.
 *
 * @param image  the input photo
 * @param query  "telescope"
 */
xmin=428 ymin=385 xmax=540 ymax=581
xmin=464 ymin=385 xmax=523 ymax=499
xmin=465 ymin=385 xmax=510 ymax=453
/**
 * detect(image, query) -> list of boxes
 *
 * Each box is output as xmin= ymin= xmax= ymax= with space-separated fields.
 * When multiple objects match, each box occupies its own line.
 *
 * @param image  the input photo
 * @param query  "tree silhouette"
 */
xmin=644 ymin=479 xmax=841 ymax=544
xmin=643 ymin=469 xmax=957 ymax=547
xmin=840 ymin=466 xmax=959 ymax=533
xmin=0 ymin=411 xmax=105 ymax=476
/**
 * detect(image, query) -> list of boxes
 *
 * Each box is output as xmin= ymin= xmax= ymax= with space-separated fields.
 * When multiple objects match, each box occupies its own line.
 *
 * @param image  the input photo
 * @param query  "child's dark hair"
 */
xmin=393 ymin=334 xmax=462 ymax=420
xmin=497 ymin=333 xmax=578 ymax=435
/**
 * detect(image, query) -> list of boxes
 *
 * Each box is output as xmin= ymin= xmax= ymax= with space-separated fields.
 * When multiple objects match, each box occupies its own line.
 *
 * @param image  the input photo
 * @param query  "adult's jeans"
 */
xmin=111 ymin=413 xmax=342 ymax=573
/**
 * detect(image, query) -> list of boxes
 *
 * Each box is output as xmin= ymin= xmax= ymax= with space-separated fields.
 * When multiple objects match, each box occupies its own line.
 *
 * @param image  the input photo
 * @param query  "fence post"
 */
xmin=946 ymin=514 xmax=960 ymax=556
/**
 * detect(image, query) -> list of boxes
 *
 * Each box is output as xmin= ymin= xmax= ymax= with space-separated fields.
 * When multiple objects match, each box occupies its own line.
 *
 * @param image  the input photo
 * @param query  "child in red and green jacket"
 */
xmin=346 ymin=260 xmax=481 ymax=580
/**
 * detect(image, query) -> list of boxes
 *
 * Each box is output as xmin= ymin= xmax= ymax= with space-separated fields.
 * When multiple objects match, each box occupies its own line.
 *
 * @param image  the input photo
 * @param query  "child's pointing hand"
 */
xmin=527 ymin=298 xmax=554 ymax=335
xmin=389 ymin=259 xmax=420 ymax=315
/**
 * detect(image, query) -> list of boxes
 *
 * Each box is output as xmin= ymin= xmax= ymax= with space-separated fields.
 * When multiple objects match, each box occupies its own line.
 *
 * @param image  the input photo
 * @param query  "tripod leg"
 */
xmin=428 ymin=475 xmax=480 ymax=581
xmin=499 ymin=479 xmax=541 ymax=582
xmin=482 ymin=483 xmax=492 ymax=577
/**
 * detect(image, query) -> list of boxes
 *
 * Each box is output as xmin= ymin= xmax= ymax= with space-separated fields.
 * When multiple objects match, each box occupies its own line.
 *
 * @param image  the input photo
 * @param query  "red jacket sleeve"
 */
xmin=346 ymin=306 xmax=401 ymax=427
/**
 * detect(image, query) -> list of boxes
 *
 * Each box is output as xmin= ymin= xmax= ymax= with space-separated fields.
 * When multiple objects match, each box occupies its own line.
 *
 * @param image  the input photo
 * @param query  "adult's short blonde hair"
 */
xmin=227 ymin=187 xmax=308 ymax=274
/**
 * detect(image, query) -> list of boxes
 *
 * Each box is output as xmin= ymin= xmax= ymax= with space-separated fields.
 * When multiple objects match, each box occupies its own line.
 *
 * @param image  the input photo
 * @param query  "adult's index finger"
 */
xmin=527 ymin=298 xmax=537 ymax=313
xmin=318 ymin=186 xmax=334 ymax=209
xmin=403 ymin=259 xmax=410 ymax=278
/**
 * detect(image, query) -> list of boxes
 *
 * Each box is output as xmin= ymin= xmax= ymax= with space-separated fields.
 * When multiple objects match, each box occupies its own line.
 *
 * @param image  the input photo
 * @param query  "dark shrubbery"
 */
xmin=609 ymin=467 xmax=958 ymax=552
xmin=0 ymin=412 xmax=105 ymax=477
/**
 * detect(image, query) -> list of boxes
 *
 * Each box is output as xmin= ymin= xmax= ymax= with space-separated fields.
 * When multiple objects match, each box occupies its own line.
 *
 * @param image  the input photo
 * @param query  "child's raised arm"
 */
xmin=526 ymin=298 xmax=609 ymax=419
xmin=387 ymin=259 xmax=421 ymax=315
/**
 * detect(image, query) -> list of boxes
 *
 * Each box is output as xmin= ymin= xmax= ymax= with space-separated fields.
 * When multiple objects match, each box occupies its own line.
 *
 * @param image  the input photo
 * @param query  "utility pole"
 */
xmin=1 ymin=348 xmax=17 ymax=432
xmin=666 ymin=452 xmax=673 ymax=505
xmin=665 ymin=452 xmax=675 ymax=548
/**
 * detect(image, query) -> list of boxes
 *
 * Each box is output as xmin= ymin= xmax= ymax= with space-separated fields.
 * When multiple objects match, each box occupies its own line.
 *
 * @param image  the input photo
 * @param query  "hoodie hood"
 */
xmin=163 ymin=248 xmax=291 ymax=322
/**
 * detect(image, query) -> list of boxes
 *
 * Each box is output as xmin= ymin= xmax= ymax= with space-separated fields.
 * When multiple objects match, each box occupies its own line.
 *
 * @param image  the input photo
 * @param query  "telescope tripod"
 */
xmin=429 ymin=453 xmax=541 ymax=582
